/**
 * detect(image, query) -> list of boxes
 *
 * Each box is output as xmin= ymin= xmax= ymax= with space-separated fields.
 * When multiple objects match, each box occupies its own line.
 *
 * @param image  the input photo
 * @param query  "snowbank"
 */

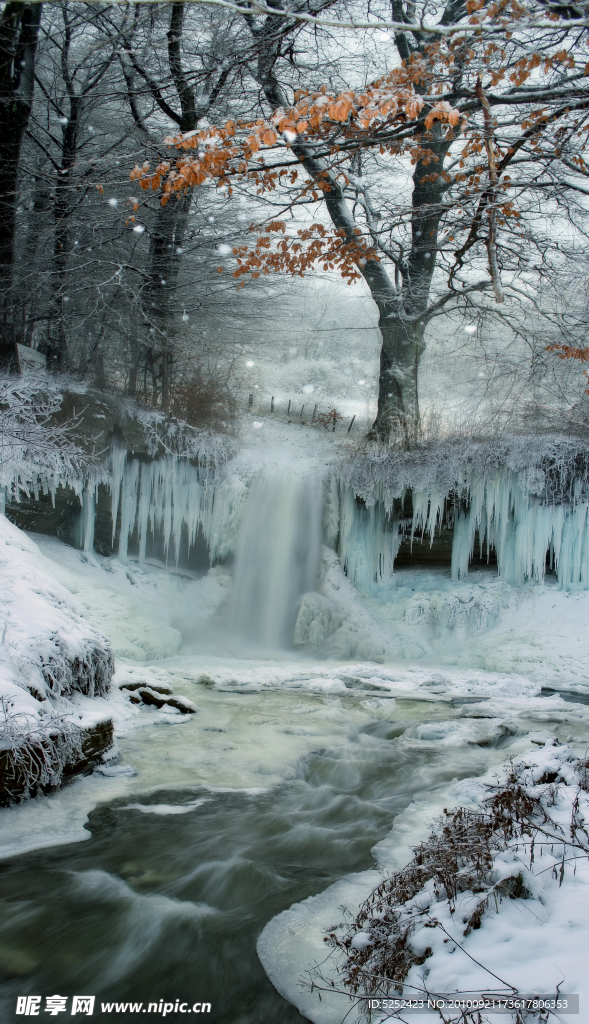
xmin=0 ymin=515 xmax=114 ymax=803
xmin=258 ymin=742 xmax=589 ymax=1024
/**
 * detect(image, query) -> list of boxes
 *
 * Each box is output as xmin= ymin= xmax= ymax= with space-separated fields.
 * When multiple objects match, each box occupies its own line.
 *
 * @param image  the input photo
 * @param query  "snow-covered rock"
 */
xmin=0 ymin=515 xmax=114 ymax=803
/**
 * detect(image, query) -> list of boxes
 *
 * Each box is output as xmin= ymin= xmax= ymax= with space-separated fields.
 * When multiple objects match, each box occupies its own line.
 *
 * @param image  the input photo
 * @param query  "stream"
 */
xmin=0 ymin=686 xmax=547 ymax=1024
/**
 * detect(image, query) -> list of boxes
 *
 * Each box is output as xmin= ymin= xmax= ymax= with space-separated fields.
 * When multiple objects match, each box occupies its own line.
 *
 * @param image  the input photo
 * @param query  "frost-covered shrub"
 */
xmin=40 ymin=637 xmax=114 ymax=698
xmin=341 ymin=434 xmax=589 ymax=506
xmin=318 ymin=754 xmax=587 ymax=1022
xmin=0 ymin=699 xmax=83 ymax=805
xmin=0 ymin=376 xmax=87 ymax=494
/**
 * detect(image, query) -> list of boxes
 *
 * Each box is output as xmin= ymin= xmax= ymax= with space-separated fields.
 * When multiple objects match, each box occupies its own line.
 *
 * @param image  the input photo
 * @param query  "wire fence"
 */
xmin=246 ymin=393 xmax=358 ymax=433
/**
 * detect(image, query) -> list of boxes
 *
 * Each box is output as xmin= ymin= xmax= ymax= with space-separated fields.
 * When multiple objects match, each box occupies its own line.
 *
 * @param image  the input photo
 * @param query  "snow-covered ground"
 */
xmin=259 ymin=742 xmax=589 ymax=1024
xmin=0 ymin=517 xmax=114 ymax=804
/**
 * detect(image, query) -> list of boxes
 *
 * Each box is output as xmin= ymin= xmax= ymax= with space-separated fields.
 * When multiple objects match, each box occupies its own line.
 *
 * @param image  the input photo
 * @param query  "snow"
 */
xmin=258 ymin=744 xmax=589 ymax=1024
xmin=0 ymin=515 xmax=113 ymax=713
xmin=118 ymin=798 xmax=209 ymax=814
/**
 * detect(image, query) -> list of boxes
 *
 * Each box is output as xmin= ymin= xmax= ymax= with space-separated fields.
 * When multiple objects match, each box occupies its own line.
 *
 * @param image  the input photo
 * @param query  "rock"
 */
xmin=121 ymin=682 xmax=174 ymax=695
xmin=131 ymin=687 xmax=197 ymax=714
xmin=137 ymin=687 xmax=168 ymax=708
xmin=196 ymin=674 xmax=216 ymax=688
xmin=93 ymin=763 xmax=136 ymax=778
xmin=0 ymin=717 xmax=114 ymax=806
xmin=166 ymin=696 xmax=197 ymax=714
xmin=70 ymin=719 xmax=115 ymax=776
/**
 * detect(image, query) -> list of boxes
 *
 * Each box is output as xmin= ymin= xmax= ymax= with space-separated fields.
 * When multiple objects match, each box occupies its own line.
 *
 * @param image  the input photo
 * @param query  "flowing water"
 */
xmin=0 ymin=689 xmax=526 ymax=1024
xmin=229 ymin=469 xmax=324 ymax=648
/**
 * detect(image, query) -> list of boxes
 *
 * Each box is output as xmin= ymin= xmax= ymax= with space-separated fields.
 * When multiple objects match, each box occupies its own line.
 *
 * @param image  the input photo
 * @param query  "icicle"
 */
xmin=82 ymin=486 xmax=95 ymax=554
xmin=337 ymin=483 xmax=402 ymax=588
xmin=451 ymin=509 xmax=476 ymax=580
xmin=137 ymin=462 xmax=151 ymax=563
xmin=110 ymin=445 xmax=127 ymax=544
xmin=118 ymin=460 xmax=140 ymax=563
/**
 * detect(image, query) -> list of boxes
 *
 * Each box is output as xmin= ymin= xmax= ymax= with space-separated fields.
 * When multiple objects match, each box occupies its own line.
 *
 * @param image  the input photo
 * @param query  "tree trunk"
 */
xmin=252 ymin=23 xmax=450 ymax=443
xmin=0 ymin=2 xmax=42 ymax=373
xmin=143 ymin=190 xmax=192 ymax=409
xmin=41 ymin=18 xmax=83 ymax=373
xmin=376 ymin=317 xmax=426 ymax=442
xmin=16 ymin=168 xmax=51 ymax=349
xmin=370 ymin=130 xmax=450 ymax=442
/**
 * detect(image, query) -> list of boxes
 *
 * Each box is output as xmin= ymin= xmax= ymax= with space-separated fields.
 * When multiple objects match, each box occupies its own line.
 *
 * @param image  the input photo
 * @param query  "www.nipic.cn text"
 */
xmin=16 ymin=996 xmax=212 ymax=1016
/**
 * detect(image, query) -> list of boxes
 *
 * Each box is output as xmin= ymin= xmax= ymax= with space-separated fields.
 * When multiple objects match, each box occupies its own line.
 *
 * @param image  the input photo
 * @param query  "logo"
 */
xmin=16 ymin=996 xmax=95 ymax=1016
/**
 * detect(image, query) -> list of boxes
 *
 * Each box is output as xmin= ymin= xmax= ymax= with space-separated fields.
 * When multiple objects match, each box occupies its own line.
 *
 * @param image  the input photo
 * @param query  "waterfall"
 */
xmin=4 ymin=434 xmax=589 ymax=593
xmin=228 ymin=469 xmax=324 ymax=649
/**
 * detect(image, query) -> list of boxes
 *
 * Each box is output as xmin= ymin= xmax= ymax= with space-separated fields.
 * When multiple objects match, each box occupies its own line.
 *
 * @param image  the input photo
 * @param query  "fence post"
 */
xmin=347 ymin=414 xmax=356 ymax=433
xmin=312 ymin=403 xmax=317 ymax=423
xmin=270 ymin=396 xmax=274 ymax=412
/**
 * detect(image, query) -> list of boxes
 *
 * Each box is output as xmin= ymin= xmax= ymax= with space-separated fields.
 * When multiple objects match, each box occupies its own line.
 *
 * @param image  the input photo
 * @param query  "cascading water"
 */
xmin=228 ymin=469 xmax=324 ymax=648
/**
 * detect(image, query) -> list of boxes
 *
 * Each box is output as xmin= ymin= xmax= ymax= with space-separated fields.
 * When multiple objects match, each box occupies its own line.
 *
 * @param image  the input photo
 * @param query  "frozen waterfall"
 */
xmin=3 ymin=436 xmax=589 ymax=594
xmin=228 ymin=470 xmax=324 ymax=648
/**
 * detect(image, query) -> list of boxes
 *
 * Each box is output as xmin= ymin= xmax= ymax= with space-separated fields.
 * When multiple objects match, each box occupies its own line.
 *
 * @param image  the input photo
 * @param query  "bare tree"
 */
xmin=0 ymin=1 xmax=42 ymax=372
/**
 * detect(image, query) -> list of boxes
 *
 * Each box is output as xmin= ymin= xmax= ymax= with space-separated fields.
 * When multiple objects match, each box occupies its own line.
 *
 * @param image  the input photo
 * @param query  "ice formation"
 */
xmin=337 ymin=465 xmax=589 ymax=590
xmin=2 ymin=437 xmax=589 ymax=661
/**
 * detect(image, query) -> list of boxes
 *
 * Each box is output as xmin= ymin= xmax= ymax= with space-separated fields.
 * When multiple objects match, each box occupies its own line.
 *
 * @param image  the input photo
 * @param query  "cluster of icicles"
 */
xmin=4 ymin=446 xmax=589 ymax=590
xmin=336 ymin=469 xmax=589 ymax=590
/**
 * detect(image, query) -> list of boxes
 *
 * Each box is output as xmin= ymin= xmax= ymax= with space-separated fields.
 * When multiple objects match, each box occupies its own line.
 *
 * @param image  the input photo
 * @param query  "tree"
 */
xmin=135 ymin=0 xmax=589 ymax=441
xmin=11 ymin=1 xmax=251 ymax=420
xmin=119 ymin=0 xmax=246 ymax=409
xmin=34 ymin=3 xmax=117 ymax=371
xmin=0 ymin=1 xmax=42 ymax=372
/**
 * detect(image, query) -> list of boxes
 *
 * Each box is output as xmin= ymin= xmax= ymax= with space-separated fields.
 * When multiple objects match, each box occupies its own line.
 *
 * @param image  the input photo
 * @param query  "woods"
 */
xmin=0 ymin=0 xmax=588 ymax=441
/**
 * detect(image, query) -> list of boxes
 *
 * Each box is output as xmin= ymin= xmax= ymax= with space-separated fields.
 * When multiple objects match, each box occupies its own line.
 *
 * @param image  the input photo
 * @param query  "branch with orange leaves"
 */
xmin=228 ymin=220 xmax=380 ymax=285
xmin=129 ymin=74 xmax=461 ymax=202
xmin=547 ymin=344 xmax=589 ymax=393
